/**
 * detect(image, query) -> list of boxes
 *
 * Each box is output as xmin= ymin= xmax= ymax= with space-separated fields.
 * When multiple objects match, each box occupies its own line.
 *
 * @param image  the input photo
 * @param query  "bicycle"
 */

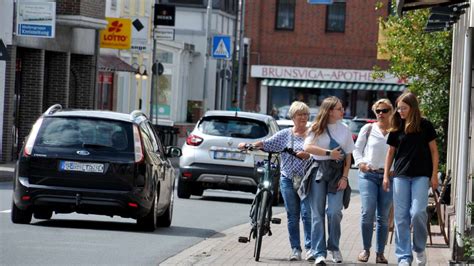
xmin=237 ymin=143 xmax=284 ymax=261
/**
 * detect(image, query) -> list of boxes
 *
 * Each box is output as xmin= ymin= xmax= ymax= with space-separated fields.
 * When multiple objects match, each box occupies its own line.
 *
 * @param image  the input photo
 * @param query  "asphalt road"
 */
xmin=0 ymin=169 xmax=358 ymax=265
xmin=0 ymin=181 xmax=286 ymax=265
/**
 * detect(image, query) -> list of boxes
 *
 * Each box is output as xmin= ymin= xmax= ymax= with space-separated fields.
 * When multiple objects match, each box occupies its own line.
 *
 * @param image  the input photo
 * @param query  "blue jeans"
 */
xmin=393 ymin=176 xmax=429 ymax=263
xmin=280 ymin=176 xmax=311 ymax=251
xmin=358 ymin=171 xmax=393 ymax=253
xmin=308 ymin=175 xmax=344 ymax=257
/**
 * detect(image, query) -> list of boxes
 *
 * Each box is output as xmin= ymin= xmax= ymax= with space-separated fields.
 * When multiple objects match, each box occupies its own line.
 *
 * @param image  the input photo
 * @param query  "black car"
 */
xmin=11 ymin=104 xmax=182 ymax=231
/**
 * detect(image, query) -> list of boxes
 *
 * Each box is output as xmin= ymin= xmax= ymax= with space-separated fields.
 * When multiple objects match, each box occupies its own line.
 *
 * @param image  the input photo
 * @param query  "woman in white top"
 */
xmin=353 ymin=99 xmax=394 ymax=264
xmin=304 ymin=96 xmax=355 ymax=265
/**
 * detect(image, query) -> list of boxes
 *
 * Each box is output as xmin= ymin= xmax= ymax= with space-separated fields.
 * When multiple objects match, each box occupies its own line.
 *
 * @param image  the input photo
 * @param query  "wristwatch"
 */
xmin=325 ymin=150 xmax=331 ymax=156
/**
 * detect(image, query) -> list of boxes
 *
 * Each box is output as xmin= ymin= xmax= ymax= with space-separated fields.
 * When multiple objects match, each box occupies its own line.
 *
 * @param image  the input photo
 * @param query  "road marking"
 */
xmin=0 ymin=167 xmax=14 ymax=172
xmin=0 ymin=210 xmax=11 ymax=213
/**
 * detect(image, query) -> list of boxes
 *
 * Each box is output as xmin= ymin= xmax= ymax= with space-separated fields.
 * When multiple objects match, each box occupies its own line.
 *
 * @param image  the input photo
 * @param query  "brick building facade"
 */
xmin=1 ymin=0 xmax=107 ymax=162
xmin=243 ymin=0 xmax=404 ymax=118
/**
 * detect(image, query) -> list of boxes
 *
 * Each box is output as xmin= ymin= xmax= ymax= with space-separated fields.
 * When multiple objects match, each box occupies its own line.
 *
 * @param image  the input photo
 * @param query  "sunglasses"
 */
xmin=375 ymin=109 xmax=390 ymax=114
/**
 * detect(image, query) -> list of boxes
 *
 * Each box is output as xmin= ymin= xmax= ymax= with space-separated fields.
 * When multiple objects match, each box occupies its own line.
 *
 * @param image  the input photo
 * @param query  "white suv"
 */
xmin=178 ymin=111 xmax=280 ymax=201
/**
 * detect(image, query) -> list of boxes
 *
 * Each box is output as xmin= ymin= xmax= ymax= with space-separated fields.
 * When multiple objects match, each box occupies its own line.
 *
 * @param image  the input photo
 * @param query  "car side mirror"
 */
xmin=166 ymin=146 xmax=182 ymax=158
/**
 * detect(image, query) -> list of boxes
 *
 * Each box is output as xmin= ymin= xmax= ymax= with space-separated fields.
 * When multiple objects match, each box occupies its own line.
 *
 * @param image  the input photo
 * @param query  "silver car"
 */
xmin=178 ymin=111 xmax=280 ymax=202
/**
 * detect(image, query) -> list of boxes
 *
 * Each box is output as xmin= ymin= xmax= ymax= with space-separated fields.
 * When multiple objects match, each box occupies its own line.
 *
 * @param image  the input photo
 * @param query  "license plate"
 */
xmin=59 ymin=161 xmax=105 ymax=173
xmin=213 ymin=151 xmax=245 ymax=161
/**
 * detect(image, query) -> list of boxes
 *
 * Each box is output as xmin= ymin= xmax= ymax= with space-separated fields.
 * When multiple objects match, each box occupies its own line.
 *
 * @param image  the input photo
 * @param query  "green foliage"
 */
xmin=376 ymin=2 xmax=452 ymax=168
xmin=458 ymin=231 xmax=474 ymax=259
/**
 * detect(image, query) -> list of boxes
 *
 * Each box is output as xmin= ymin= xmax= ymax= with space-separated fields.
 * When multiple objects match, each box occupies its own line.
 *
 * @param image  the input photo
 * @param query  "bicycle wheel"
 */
xmin=254 ymin=190 xmax=269 ymax=261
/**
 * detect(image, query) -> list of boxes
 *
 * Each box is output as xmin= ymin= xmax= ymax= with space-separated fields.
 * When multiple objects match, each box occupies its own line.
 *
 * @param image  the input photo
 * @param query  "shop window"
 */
xmin=157 ymin=50 xmax=173 ymax=64
xmin=98 ymin=72 xmax=114 ymax=110
xmin=326 ymin=0 xmax=345 ymax=32
xmin=275 ymin=0 xmax=295 ymax=31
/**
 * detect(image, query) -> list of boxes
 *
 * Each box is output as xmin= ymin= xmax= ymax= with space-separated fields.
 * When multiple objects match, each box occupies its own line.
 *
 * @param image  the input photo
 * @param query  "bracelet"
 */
xmin=341 ymin=176 xmax=348 ymax=180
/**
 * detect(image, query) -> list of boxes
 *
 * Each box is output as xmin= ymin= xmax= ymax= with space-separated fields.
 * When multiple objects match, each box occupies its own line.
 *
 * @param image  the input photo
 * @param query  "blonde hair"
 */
xmin=389 ymin=92 xmax=422 ymax=134
xmin=372 ymin=98 xmax=394 ymax=113
xmin=288 ymin=101 xmax=310 ymax=119
xmin=310 ymin=96 xmax=341 ymax=136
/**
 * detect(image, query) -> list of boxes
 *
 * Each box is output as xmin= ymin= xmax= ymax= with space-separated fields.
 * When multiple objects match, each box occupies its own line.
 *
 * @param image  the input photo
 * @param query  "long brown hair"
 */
xmin=310 ymin=96 xmax=341 ymax=136
xmin=389 ymin=92 xmax=422 ymax=134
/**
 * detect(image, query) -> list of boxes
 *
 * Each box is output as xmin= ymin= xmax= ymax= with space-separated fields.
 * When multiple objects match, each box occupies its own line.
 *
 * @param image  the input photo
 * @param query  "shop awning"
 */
xmin=261 ymin=79 xmax=407 ymax=92
xmin=98 ymin=55 xmax=136 ymax=72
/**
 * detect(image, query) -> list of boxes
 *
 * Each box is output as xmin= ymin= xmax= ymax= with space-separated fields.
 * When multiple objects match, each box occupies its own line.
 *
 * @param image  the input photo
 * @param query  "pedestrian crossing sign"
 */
xmin=212 ymin=35 xmax=232 ymax=60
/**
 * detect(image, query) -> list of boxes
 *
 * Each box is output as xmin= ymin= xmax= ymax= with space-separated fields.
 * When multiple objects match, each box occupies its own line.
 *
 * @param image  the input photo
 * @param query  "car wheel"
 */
xmin=157 ymin=187 xmax=174 ymax=227
xmin=11 ymin=199 xmax=32 ymax=224
xmin=177 ymin=178 xmax=191 ymax=199
xmin=34 ymin=209 xmax=53 ymax=220
xmin=137 ymin=193 xmax=157 ymax=231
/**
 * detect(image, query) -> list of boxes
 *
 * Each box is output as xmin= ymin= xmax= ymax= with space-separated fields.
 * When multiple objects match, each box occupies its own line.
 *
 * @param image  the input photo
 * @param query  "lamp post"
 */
xmin=132 ymin=63 xmax=148 ymax=110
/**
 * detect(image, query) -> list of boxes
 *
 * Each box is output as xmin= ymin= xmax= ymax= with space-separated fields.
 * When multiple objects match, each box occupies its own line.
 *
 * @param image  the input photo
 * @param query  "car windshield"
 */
xmin=198 ymin=116 xmax=269 ymax=138
xmin=35 ymin=117 xmax=134 ymax=151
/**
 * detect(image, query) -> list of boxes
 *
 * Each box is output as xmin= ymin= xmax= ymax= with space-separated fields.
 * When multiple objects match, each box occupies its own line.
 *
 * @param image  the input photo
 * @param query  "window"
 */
xmin=275 ymin=0 xmax=295 ymax=30
xmin=157 ymin=50 xmax=173 ymax=64
xmin=326 ymin=0 xmax=346 ymax=32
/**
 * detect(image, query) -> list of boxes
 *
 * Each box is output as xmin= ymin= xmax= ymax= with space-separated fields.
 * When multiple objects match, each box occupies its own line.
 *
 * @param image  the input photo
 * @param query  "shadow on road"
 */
xmin=156 ymin=226 xmax=222 ymax=238
xmin=32 ymin=219 xmax=220 ymax=238
xmin=195 ymin=195 xmax=253 ymax=205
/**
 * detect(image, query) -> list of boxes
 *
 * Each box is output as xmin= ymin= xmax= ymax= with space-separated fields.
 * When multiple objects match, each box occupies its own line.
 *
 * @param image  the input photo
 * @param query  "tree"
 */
xmin=375 ymin=2 xmax=452 ymax=170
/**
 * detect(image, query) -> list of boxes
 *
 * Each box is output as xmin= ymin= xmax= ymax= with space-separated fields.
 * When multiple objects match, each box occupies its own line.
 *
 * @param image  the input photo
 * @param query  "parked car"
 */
xmin=345 ymin=117 xmax=376 ymax=142
xmin=276 ymin=119 xmax=313 ymax=130
xmin=11 ymin=104 xmax=182 ymax=231
xmin=179 ymin=111 xmax=281 ymax=204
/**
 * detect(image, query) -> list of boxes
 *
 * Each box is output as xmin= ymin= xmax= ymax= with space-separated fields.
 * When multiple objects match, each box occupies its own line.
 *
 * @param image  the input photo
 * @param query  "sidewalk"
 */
xmin=161 ymin=195 xmax=451 ymax=265
xmin=0 ymin=162 xmax=15 ymax=182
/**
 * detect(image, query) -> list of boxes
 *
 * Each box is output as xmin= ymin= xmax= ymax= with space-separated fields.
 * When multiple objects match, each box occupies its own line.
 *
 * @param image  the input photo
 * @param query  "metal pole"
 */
xmin=455 ymin=27 xmax=472 ymax=248
xmin=202 ymin=0 xmax=212 ymax=112
xmin=150 ymin=0 xmax=158 ymax=124
xmin=236 ymin=0 xmax=246 ymax=110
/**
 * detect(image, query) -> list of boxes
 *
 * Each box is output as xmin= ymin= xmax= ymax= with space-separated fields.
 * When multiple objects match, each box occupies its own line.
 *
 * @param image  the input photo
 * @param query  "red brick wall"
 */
xmin=56 ymin=0 xmax=105 ymax=19
xmin=244 ymin=0 xmax=390 ymax=110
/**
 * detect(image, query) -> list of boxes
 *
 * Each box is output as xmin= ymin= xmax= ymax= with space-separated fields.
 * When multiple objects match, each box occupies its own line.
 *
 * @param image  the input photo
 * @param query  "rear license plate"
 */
xmin=59 ymin=161 xmax=105 ymax=173
xmin=213 ymin=151 xmax=245 ymax=161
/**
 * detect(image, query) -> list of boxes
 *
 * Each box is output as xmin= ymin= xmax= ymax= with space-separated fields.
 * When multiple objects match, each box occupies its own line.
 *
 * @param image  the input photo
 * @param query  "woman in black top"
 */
xmin=382 ymin=92 xmax=439 ymax=266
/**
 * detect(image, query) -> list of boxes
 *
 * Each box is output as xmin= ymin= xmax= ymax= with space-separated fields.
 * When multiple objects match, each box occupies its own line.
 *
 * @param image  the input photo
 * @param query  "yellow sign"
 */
xmin=100 ymin=18 xmax=131 ymax=49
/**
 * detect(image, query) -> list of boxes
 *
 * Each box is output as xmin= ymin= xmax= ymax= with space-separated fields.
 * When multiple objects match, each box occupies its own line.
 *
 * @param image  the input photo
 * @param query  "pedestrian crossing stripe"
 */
xmin=0 ymin=210 xmax=11 ymax=213
xmin=214 ymin=39 xmax=229 ymax=57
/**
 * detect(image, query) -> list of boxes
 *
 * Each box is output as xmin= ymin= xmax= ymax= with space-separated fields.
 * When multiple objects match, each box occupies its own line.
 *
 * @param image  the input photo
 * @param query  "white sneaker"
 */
xmin=314 ymin=255 xmax=326 ymax=265
xmin=289 ymin=248 xmax=301 ymax=261
xmin=306 ymin=249 xmax=315 ymax=261
xmin=398 ymin=259 xmax=410 ymax=266
xmin=415 ymin=251 xmax=426 ymax=265
xmin=329 ymin=250 xmax=343 ymax=263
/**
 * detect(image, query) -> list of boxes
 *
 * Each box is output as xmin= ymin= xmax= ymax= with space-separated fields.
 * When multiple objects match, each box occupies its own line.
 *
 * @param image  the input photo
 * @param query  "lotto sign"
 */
xmin=100 ymin=18 xmax=132 ymax=50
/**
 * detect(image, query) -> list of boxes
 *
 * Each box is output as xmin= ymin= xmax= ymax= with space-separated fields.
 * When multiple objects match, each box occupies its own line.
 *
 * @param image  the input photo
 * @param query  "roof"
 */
xmin=204 ymin=110 xmax=274 ymax=122
xmin=98 ymin=55 xmax=136 ymax=72
xmin=46 ymin=110 xmax=136 ymax=123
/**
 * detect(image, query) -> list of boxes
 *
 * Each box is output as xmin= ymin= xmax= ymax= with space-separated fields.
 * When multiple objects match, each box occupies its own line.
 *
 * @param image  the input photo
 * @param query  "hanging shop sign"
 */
xmin=100 ymin=18 xmax=132 ymax=50
xmin=131 ymin=17 xmax=150 ymax=53
xmin=16 ymin=1 xmax=56 ymax=38
xmin=154 ymin=4 xmax=175 ymax=26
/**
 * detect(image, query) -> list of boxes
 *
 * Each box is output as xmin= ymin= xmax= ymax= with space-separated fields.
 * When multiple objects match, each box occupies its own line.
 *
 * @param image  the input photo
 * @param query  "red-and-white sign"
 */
xmin=251 ymin=65 xmax=405 ymax=84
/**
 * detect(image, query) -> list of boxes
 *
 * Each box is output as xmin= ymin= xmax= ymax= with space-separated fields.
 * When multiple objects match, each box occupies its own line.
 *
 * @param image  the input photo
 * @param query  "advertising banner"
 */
xmin=16 ymin=1 xmax=56 ymax=38
xmin=100 ymin=18 xmax=132 ymax=50
xmin=131 ymin=17 xmax=150 ymax=53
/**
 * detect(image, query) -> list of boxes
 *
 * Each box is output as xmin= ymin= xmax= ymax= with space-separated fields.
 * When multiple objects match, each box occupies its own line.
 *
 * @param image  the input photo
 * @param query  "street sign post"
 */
xmin=212 ymin=35 xmax=232 ymax=60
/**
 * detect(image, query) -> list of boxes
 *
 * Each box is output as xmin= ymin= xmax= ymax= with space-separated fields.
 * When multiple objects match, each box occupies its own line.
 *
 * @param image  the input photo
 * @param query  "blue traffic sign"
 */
xmin=212 ymin=35 xmax=232 ymax=60
xmin=308 ymin=0 xmax=333 ymax=4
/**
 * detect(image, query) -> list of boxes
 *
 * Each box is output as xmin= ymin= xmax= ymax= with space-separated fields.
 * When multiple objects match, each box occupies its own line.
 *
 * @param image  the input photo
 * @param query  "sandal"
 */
xmin=357 ymin=250 xmax=370 ymax=262
xmin=376 ymin=253 xmax=388 ymax=264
